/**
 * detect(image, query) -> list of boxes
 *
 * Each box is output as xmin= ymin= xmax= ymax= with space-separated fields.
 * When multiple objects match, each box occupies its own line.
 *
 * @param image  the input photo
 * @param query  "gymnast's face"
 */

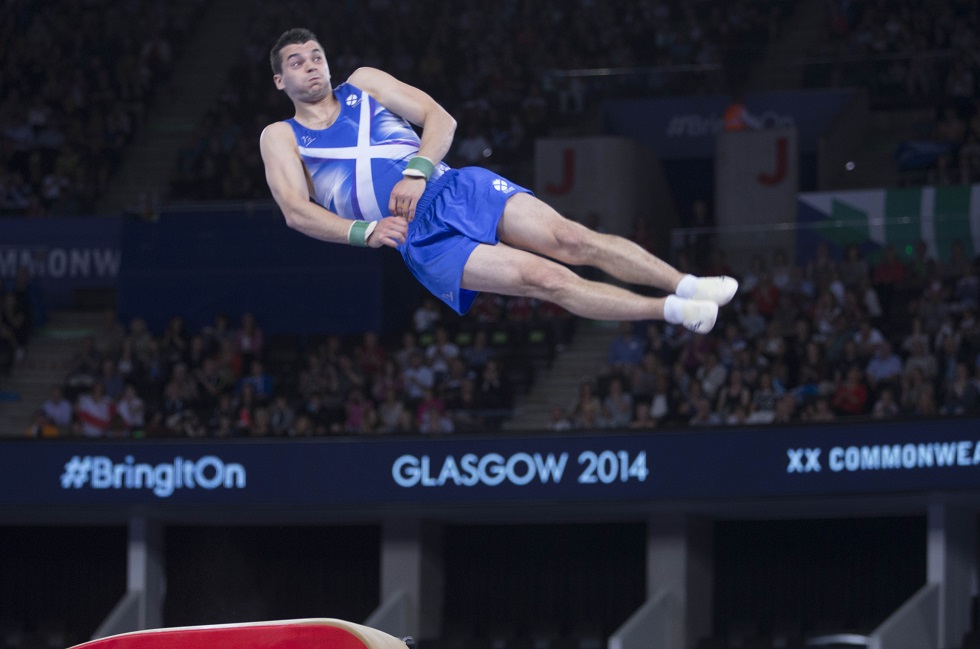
xmin=274 ymin=41 xmax=332 ymax=103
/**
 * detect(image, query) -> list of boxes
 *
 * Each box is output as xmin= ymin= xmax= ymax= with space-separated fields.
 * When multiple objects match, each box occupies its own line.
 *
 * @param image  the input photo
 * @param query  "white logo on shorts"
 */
xmin=492 ymin=179 xmax=512 ymax=193
xmin=346 ymin=94 xmax=361 ymax=106
xmin=441 ymin=292 xmax=454 ymax=302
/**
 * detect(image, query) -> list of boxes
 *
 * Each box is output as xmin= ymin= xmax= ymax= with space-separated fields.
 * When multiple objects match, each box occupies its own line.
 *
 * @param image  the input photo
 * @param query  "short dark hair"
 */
xmin=270 ymin=27 xmax=320 ymax=75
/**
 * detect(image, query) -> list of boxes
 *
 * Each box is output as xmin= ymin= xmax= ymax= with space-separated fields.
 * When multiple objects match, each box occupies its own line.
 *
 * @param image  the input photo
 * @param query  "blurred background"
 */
xmin=1 ymin=1 xmax=979 ymax=648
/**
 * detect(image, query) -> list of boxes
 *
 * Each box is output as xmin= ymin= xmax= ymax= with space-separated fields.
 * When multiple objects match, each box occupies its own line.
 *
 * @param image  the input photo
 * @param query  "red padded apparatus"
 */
xmin=71 ymin=618 xmax=404 ymax=649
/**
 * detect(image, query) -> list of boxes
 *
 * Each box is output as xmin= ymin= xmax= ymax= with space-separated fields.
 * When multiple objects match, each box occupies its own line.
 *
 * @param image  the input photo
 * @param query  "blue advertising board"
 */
xmin=0 ymin=217 xmax=121 ymax=308
xmin=116 ymin=209 xmax=422 ymax=335
xmin=603 ymin=89 xmax=855 ymax=159
xmin=2 ymin=419 xmax=979 ymax=511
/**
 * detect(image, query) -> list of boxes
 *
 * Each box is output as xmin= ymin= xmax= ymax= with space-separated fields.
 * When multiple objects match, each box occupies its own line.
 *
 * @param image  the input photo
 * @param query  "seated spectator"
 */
xmin=240 ymin=359 xmax=273 ymax=403
xmin=413 ymin=297 xmax=442 ymax=334
xmin=356 ymin=331 xmax=387 ymax=379
xmin=461 ymin=329 xmax=496 ymax=374
xmin=344 ymin=388 xmax=372 ymax=434
xmin=688 ymin=396 xmax=721 ymax=426
xmin=417 ymin=387 xmax=452 ymax=434
xmin=235 ymin=312 xmax=265 ymax=366
xmin=426 ymin=325 xmax=460 ymax=380
xmin=940 ymin=361 xmax=978 ymax=416
xmin=839 ymin=244 xmax=868 ymax=289
xmin=771 ymin=394 xmax=799 ymax=425
xmin=25 ymin=405 xmax=60 ymax=437
xmin=750 ymin=371 xmax=782 ymax=421
xmin=607 ymin=321 xmax=646 ymax=374
xmin=76 ymin=383 xmax=114 ymax=437
xmin=715 ymin=369 xmax=752 ymax=419
xmin=570 ymin=380 xmax=603 ymax=429
xmin=269 ymin=395 xmax=296 ymax=436
xmin=831 ymin=366 xmax=870 ymax=417
xmin=630 ymin=401 xmax=658 ymax=429
xmin=872 ymin=387 xmax=900 ymax=419
xmin=602 ymin=377 xmax=634 ymax=428
xmin=371 ymin=358 xmax=404 ymax=403
xmin=401 ymin=351 xmax=435 ymax=407
xmin=853 ymin=319 xmax=886 ymax=360
xmin=865 ymin=341 xmax=904 ymax=391
xmin=649 ymin=372 xmax=672 ymax=423
xmin=378 ymin=387 xmax=405 ymax=433
xmin=42 ymin=387 xmax=74 ymax=433
xmin=696 ymin=350 xmax=728 ymax=400
xmin=116 ymin=384 xmax=146 ymax=435
xmin=546 ymin=404 xmax=573 ymax=431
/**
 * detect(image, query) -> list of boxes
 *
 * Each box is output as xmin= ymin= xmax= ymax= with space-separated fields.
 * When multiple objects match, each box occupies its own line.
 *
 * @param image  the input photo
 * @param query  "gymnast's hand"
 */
xmin=368 ymin=216 xmax=409 ymax=248
xmin=388 ymin=176 xmax=426 ymax=222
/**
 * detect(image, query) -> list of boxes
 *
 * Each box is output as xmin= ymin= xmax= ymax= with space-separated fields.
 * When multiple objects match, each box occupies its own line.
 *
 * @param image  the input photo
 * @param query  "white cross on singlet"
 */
xmin=296 ymin=95 xmax=418 ymax=221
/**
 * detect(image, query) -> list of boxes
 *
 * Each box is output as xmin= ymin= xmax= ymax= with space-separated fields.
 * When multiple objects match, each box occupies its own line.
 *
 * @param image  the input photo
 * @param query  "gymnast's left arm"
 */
xmin=347 ymin=67 xmax=457 ymax=220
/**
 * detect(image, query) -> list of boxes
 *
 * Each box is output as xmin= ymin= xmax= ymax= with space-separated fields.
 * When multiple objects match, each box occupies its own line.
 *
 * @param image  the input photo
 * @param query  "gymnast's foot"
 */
xmin=663 ymin=296 xmax=719 ymax=335
xmin=675 ymin=274 xmax=738 ymax=306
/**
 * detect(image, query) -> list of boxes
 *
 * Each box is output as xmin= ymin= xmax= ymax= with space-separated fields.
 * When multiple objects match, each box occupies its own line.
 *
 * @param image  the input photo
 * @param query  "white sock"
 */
xmin=675 ymin=274 xmax=699 ymax=298
xmin=663 ymin=295 xmax=686 ymax=324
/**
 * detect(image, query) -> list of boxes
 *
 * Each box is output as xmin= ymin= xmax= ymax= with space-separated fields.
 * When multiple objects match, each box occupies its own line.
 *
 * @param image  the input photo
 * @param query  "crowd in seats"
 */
xmin=550 ymin=237 xmax=980 ymax=431
xmin=815 ymin=0 xmax=977 ymax=106
xmin=22 ymin=234 xmax=980 ymax=438
xmin=170 ymin=0 xmax=791 ymax=202
xmin=0 ymin=0 xmax=203 ymax=216
xmin=29 ymin=296 xmax=574 ymax=438
xmin=811 ymin=0 xmax=980 ymax=184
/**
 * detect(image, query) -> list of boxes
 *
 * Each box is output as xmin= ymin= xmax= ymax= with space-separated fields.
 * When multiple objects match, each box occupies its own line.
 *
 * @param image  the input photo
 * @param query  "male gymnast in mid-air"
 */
xmin=260 ymin=28 xmax=737 ymax=333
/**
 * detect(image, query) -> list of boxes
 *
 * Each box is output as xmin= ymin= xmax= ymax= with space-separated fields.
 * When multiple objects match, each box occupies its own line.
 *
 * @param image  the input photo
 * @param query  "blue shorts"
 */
xmin=399 ymin=167 xmax=532 ymax=314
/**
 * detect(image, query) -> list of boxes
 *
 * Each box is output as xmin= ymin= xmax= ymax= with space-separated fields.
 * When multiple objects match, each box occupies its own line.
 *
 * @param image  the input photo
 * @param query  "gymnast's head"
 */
xmin=270 ymin=28 xmax=332 ymax=102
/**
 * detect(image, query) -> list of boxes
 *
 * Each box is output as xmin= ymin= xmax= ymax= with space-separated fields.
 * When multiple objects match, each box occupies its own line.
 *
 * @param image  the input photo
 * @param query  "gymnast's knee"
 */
xmin=552 ymin=218 xmax=595 ymax=265
xmin=524 ymin=263 xmax=579 ymax=301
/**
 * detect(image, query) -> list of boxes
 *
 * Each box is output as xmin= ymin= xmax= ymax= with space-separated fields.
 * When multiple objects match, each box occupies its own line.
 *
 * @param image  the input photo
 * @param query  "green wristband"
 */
xmin=348 ymin=220 xmax=377 ymax=247
xmin=402 ymin=156 xmax=435 ymax=181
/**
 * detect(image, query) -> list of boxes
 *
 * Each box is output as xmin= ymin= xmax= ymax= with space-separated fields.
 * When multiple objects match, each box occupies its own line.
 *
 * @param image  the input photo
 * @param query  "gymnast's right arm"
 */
xmin=259 ymin=121 xmax=408 ymax=248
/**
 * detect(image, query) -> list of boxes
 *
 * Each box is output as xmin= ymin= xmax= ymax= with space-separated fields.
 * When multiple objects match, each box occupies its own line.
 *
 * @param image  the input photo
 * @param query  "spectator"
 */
xmin=426 ymin=326 xmax=460 ymax=380
xmin=116 ymin=384 xmax=146 ymax=434
xmin=26 ymin=410 xmax=60 ymax=438
xmin=42 ymin=387 xmax=73 ymax=432
xmin=602 ymin=377 xmax=634 ymax=428
xmin=689 ymin=396 xmax=722 ymax=426
xmin=240 ymin=359 xmax=273 ymax=402
xmin=905 ymin=337 xmax=939 ymax=382
xmin=607 ymin=321 xmax=646 ymax=374
xmin=696 ymin=350 xmax=728 ymax=399
xmin=872 ymin=387 xmax=900 ymax=419
xmin=76 ymin=383 xmax=114 ymax=438
xmin=412 ymin=297 xmax=441 ymax=334
xmin=269 ymin=395 xmax=296 ymax=436
xmin=940 ymin=361 xmax=978 ymax=416
xmin=235 ymin=312 xmax=265 ymax=366
xmin=831 ymin=366 xmax=869 ymax=417
xmin=378 ymin=388 xmax=407 ymax=433
xmin=371 ymin=358 xmax=404 ymax=403
xmin=402 ymin=351 xmax=435 ymax=405
xmin=865 ymin=341 xmax=904 ymax=391
xmin=803 ymin=397 xmax=837 ymax=423
xmin=356 ymin=331 xmax=387 ymax=379
xmin=715 ymin=368 xmax=752 ymax=419
xmin=547 ymin=404 xmax=573 ymax=431
xmin=630 ymin=401 xmax=658 ymax=429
